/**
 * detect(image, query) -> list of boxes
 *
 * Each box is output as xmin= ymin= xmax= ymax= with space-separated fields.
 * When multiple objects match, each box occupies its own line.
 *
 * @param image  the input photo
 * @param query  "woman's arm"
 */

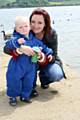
xmin=44 ymin=29 xmax=58 ymax=57
xmin=3 ymin=41 xmax=35 ymax=57
xmin=3 ymin=36 xmax=21 ymax=58
xmin=3 ymin=45 xmax=12 ymax=55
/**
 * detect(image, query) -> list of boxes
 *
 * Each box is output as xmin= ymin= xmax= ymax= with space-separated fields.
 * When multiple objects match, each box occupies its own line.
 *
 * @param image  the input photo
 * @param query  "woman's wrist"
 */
xmin=16 ymin=48 xmax=23 ymax=54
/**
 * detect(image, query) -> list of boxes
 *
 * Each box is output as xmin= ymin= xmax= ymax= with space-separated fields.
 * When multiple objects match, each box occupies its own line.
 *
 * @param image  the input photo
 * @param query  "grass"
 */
xmin=48 ymin=2 xmax=64 ymax=6
xmin=48 ymin=1 xmax=80 ymax=6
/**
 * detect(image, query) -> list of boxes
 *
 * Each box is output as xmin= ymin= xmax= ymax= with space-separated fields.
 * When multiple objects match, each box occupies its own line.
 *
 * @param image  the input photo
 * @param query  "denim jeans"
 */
xmin=33 ymin=62 xmax=64 ymax=88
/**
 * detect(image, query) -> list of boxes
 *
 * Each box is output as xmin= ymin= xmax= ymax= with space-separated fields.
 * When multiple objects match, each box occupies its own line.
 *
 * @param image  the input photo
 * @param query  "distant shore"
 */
xmin=0 ymin=4 xmax=80 ymax=9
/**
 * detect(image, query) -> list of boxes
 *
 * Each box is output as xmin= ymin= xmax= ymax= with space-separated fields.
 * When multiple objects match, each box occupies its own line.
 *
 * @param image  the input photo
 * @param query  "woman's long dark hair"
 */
xmin=30 ymin=8 xmax=52 ymax=36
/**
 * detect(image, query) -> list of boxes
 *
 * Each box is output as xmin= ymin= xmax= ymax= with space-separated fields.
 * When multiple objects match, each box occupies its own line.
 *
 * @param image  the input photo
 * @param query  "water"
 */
xmin=0 ymin=6 xmax=80 ymax=71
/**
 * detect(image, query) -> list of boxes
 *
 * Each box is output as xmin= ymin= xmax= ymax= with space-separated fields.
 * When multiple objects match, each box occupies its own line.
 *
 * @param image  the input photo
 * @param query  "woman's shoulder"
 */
xmin=45 ymin=28 xmax=57 ymax=40
xmin=50 ymin=29 xmax=57 ymax=36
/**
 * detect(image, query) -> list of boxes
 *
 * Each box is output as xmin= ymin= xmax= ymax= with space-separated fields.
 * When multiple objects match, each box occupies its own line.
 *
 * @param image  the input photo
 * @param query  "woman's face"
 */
xmin=30 ymin=14 xmax=45 ymax=34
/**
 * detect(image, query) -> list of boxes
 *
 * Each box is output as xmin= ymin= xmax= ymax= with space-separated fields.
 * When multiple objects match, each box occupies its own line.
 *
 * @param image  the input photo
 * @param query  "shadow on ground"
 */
xmin=0 ymin=85 xmax=60 ymax=117
xmin=33 ymin=85 xmax=60 ymax=102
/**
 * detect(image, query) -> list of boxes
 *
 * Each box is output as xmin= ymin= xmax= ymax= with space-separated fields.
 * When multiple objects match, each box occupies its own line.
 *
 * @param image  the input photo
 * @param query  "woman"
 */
xmin=4 ymin=8 xmax=66 ymax=97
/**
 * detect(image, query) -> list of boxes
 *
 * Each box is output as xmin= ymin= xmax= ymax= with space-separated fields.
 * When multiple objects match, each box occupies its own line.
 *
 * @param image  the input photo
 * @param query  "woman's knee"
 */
xmin=47 ymin=63 xmax=64 ymax=81
xmin=51 ymin=70 xmax=63 ymax=81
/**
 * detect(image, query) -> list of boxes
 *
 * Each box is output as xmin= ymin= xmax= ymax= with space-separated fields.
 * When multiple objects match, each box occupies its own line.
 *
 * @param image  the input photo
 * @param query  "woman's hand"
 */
xmin=21 ymin=45 xmax=35 ymax=56
xmin=37 ymin=51 xmax=42 ymax=60
xmin=38 ymin=52 xmax=46 ymax=63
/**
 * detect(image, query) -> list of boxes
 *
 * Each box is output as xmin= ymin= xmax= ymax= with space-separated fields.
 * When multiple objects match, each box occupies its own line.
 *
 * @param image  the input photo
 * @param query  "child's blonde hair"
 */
xmin=15 ymin=16 xmax=29 ymax=27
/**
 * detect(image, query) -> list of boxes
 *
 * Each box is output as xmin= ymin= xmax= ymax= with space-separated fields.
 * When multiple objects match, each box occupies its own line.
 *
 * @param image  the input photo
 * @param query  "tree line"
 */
xmin=0 ymin=0 xmax=48 ymax=8
xmin=0 ymin=0 xmax=80 ymax=8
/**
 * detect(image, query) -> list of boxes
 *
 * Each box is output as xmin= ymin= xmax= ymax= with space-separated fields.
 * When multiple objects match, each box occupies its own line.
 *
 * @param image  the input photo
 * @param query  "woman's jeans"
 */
xmin=33 ymin=62 xmax=64 ymax=88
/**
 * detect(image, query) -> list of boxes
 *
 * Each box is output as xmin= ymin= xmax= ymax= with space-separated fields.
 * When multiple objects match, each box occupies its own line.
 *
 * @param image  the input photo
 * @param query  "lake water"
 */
xmin=0 ymin=6 xmax=80 ymax=72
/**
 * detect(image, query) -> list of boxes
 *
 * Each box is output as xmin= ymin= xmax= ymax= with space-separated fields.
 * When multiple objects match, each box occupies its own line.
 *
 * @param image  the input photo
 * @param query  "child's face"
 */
xmin=16 ymin=21 xmax=30 ymax=36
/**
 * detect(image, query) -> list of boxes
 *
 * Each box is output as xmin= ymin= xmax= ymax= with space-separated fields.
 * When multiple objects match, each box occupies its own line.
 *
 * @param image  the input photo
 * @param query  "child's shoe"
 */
xmin=20 ymin=97 xmax=32 ymax=103
xmin=30 ymin=89 xmax=39 ymax=98
xmin=9 ymin=97 xmax=17 ymax=106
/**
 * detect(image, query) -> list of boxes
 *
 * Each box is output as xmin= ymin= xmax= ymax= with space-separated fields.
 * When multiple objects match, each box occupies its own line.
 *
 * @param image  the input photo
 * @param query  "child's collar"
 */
xmin=13 ymin=30 xmax=29 ymax=39
xmin=25 ymin=34 xmax=29 ymax=39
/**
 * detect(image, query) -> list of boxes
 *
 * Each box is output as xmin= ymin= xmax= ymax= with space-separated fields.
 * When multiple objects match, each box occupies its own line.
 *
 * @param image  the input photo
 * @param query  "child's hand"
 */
xmin=47 ymin=55 xmax=53 ymax=62
xmin=18 ymin=38 xmax=25 ymax=44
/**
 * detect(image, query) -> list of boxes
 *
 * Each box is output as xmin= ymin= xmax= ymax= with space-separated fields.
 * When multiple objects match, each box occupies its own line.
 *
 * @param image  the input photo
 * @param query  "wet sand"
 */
xmin=0 ymin=53 xmax=80 ymax=120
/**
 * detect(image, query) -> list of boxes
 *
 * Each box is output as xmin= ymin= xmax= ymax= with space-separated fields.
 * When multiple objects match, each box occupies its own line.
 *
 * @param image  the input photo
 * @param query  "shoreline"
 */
xmin=0 ymin=5 xmax=80 ymax=9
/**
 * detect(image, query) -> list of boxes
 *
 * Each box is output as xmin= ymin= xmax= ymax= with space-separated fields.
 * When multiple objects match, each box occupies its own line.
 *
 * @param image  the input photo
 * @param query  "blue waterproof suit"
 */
xmin=6 ymin=31 xmax=53 ymax=99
